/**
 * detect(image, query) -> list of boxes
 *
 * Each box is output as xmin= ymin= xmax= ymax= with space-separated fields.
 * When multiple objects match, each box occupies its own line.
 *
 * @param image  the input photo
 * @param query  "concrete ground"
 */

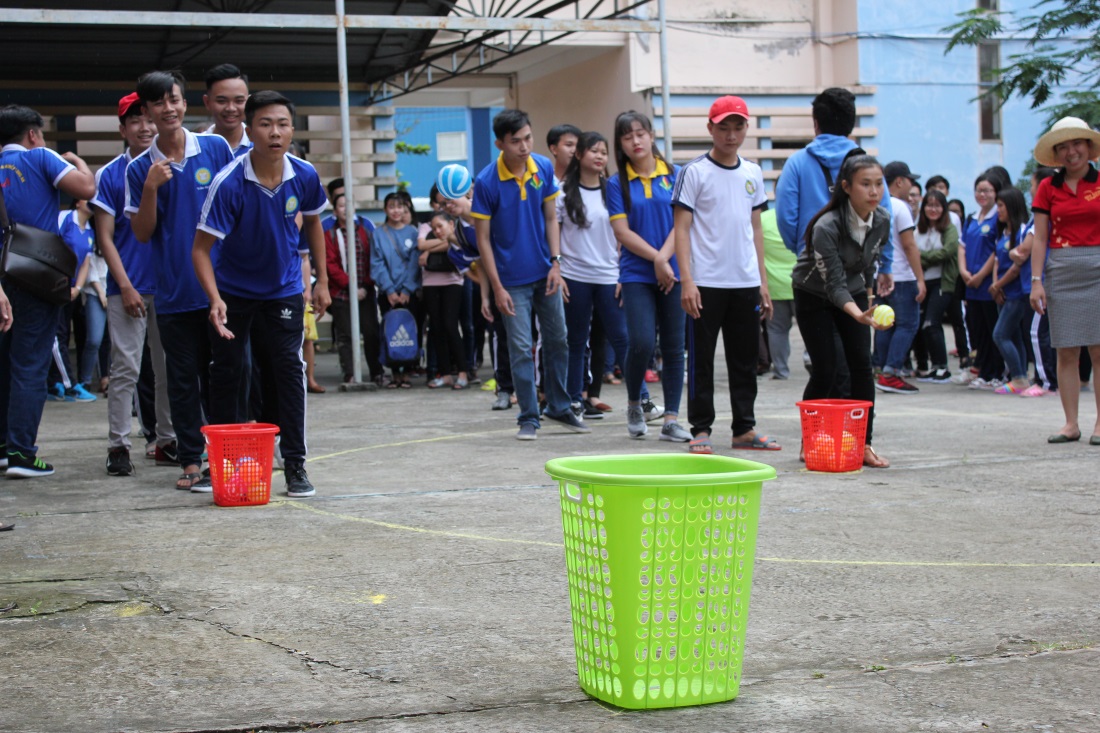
xmin=2 ymin=334 xmax=1098 ymax=733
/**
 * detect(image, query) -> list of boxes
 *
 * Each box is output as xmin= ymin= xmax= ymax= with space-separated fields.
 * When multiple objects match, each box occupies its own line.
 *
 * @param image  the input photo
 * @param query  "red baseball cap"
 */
xmin=709 ymin=95 xmax=750 ymax=124
xmin=118 ymin=92 xmax=142 ymax=120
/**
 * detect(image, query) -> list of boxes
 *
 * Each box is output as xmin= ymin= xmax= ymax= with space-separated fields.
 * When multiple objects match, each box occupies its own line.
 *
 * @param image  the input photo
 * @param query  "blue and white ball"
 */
xmin=437 ymin=164 xmax=472 ymax=200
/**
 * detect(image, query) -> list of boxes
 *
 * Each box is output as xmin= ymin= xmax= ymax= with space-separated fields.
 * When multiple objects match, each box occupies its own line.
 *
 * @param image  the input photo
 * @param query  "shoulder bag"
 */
xmin=0 ymin=188 xmax=77 ymax=305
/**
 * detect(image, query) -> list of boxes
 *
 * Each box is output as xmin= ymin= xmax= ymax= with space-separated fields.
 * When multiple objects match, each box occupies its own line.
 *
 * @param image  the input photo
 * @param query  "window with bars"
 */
xmin=979 ymin=41 xmax=1001 ymax=141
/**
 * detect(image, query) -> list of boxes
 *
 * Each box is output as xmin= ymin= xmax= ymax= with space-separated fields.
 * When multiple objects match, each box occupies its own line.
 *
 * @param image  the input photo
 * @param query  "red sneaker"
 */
xmin=875 ymin=374 xmax=919 ymax=394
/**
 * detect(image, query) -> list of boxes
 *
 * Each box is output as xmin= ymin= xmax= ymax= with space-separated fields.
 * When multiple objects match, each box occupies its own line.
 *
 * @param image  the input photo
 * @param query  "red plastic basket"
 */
xmin=796 ymin=399 xmax=872 ymax=472
xmin=201 ymin=423 xmax=280 ymax=507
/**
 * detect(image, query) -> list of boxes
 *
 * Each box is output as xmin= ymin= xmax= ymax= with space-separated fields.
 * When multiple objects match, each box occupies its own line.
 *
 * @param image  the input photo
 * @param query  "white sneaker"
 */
xmin=642 ymin=400 xmax=664 ymax=422
xmin=951 ymin=370 xmax=976 ymax=385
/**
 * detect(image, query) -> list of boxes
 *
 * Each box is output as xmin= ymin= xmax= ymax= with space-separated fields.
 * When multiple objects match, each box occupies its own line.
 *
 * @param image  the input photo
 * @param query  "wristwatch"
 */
xmin=1031 ymin=276 xmax=1042 ymax=282
xmin=550 ymin=255 xmax=562 ymax=264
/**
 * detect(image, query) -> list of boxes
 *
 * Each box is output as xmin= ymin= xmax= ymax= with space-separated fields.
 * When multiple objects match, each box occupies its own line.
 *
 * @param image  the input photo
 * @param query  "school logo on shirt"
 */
xmin=745 ymin=180 xmax=756 ymax=195
xmin=285 ymin=196 xmax=299 ymax=215
xmin=980 ymin=223 xmax=990 ymax=234
xmin=530 ymin=173 xmax=544 ymax=190
xmin=195 ymin=168 xmax=212 ymax=185
xmin=658 ymin=176 xmax=672 ymax=192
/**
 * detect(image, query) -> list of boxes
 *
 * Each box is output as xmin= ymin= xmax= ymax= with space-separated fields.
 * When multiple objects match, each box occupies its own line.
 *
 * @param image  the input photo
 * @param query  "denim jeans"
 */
xmin=0 ymin=283 xmax=63 ymax=456
xmin=993 ymin=297 xmax=1031 ymax=380
xmin=874 ymin=279 xmax=920 ymax=373
xmin=502 ymin=279 xmax=569 ymax=427
xmin=621 ymin=281 xmax=684 ymax=414
xmin=79 ymin=294 xmax=108 ymax=384
xmin=563 ymin=278 xmax=629 ymax=404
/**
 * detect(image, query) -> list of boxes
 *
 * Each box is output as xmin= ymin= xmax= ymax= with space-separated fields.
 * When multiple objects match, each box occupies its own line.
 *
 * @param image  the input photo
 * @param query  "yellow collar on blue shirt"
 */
xmin=625 ymin=159 xmax=671 ymax=199
xmin=495 ymin=153 xmax=540 ymax=201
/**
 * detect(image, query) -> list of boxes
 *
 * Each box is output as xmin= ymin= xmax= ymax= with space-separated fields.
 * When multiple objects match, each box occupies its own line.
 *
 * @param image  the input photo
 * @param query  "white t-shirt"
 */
xmin=671 ymin=154 xmax=768 ymax=288
xmin=889 ymin=196 xmax=917 ymax=282
xmin=556 ymin=185 xmax=619 ymax=285
xmin=913 ymin=227 xmax=944 ymax=280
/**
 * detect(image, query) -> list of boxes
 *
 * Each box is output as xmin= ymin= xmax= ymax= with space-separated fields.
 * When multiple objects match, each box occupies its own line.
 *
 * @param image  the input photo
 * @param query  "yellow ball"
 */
xmin=872 ymin=304 xmax=895 ymax=328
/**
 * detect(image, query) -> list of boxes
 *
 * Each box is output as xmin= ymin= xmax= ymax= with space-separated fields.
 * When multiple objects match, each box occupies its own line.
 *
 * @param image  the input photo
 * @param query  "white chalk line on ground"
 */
xmin=275 ymin=501 xmax=1097 ymax=569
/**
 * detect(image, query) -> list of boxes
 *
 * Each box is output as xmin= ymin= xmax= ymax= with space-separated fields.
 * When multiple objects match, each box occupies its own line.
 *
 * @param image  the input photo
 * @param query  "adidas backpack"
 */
xmin=380 ymin=307 xmax=419 ymax=366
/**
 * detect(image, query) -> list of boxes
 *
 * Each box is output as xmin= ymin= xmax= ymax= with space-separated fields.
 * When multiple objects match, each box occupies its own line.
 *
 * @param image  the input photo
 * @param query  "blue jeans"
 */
xmin=993 ymin=297 xmax=1031 ymax=380
xmin=0 ymin=282 xmax=63 ymax=456
xmin=622 ymin=281 xmax=684 ymax=414
xmin=502 ymin=280 xmax=569 ymax=427
xmin=563 ymin=278 xmax=629 ymax=404
xmin=80 ymin=294 xmax=108 ymax=384
xmin=874 ymin=279 xmax=920 ymax=373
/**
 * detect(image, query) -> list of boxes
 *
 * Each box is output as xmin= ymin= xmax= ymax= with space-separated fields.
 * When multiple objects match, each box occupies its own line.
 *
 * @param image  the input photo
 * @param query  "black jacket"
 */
xmin=791 ymin=205 xmax=891 ymax=309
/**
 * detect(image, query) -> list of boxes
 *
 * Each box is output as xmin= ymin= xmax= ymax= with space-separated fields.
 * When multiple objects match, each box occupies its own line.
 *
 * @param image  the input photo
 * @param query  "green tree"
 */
xmin=394 ymin=140 xmax=431 ymax=192
xmin=943 ymin=1 xmax=1100 ymax=128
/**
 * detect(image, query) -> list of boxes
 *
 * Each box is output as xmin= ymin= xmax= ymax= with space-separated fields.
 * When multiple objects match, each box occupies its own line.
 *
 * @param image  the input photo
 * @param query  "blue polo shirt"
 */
xmin=91 ymin=151 xmax=157 ymax=296
xmin=198 ymin=153 xmax=327 ymax=300
xmin=606 ymin=159 xmax=680 ymax=284
xmin=961 ymin=208 xmax=998 ymax=302
xmin=447 ymin=220 xmax=480 ymax=274
xmin=57 ymin=210 xmax=94 ymax=286
xmin=125 ymin=129 xmax=233 ymax=314
xmin=470 ymin=152 xmax=560 ymax=288
xmin=996 ymin=223 xmax=1032 ymax=300
xmin=0 ymin=144 xmax=74 ymax=232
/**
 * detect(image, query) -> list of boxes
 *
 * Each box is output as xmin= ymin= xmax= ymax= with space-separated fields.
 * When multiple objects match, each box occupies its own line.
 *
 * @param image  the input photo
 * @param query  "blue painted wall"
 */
xmin=392 ymin=105 xmax=506 ymax=198
xmin=857 ymin=0 xmax=1086 ymax=201
xmin=392 ymin=106 xmax=470 ymax=199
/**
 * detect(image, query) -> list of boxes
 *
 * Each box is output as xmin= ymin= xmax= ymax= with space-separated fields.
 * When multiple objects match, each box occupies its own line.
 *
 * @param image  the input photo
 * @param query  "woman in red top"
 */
xmin=1029 ymin=117 xmax=1100 ymax=445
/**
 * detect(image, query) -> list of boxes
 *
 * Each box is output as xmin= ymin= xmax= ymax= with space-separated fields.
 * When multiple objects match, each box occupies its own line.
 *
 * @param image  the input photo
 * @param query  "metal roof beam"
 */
xmin=0 ymin=8 xmax=657 ymax=33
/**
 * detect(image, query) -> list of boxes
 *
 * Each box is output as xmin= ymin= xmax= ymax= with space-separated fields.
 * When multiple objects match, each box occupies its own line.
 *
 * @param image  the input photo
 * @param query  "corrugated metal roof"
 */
xmin=0 ymin=1 xmax=455 ymax=85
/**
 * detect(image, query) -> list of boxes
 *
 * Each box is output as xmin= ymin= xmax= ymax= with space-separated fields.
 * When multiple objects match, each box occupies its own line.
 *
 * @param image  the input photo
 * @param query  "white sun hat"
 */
xmin=1033 ymin=116 xmax=1100 ymax=167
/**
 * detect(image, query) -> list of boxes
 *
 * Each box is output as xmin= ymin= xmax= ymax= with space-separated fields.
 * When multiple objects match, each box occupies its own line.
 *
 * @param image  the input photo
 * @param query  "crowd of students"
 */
xmin=3 ymin=74 xmax=1099 ymax=505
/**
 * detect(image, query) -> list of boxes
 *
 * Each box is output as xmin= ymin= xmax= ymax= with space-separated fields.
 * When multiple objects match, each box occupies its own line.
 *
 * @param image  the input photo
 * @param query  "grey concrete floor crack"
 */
xmin=179 ymin=614 xmax=394 ymax=683
xmin=164 ymin=698 xmax=595 ymax=733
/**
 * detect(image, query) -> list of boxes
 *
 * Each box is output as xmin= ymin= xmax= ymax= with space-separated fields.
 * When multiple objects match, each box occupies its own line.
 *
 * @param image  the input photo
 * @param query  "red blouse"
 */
xmin=1032 ymin=165 xmax=1100 ymax=248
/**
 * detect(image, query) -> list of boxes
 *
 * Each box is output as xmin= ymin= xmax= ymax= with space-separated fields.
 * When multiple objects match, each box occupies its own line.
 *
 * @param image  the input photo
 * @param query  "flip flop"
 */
xmin=0 ymin=522 xmax=14 ymax=532
xmin=1090 ymin=435 xmax=1100 ymax=446
xmin=175 ymin=472 xmax=203 ymax=491
xmin=1047 ymin=433 xmax=1081 ymax=444
xmin=689 ymin=436 xmax=714 ymax=455
xmin=731 ymin=434 xmax=781 ymax=451
xmin=863 ymin=445 xmax=890 ymax=469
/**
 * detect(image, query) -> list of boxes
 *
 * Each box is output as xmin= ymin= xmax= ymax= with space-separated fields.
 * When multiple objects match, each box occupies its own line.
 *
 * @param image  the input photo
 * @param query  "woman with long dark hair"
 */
xmin=557 ymin=131 xmax=633 ymax=420
xmin=606 ymin=111 xmax=688 ymax=442
xmin=791 ymin=152 xmax=894 ymax=468
xmin=914 ymin=189 xmax=959 ymax=383
xmin=988 ymin=187 xmax=1032 ymax=394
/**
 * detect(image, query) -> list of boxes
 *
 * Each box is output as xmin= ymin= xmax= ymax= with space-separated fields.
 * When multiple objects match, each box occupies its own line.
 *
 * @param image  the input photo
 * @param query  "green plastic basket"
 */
xmin=545 ymin=454 xmax=775 ymax=709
